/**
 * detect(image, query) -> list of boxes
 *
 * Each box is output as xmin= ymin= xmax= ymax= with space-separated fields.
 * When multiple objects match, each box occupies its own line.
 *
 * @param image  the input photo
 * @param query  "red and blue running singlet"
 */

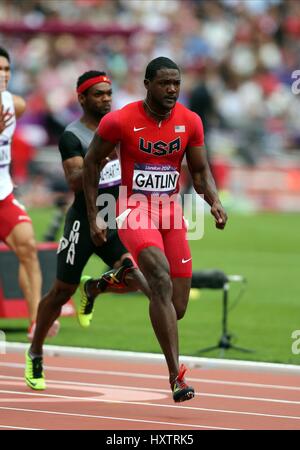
xmin=97 ymin=100 xmax=204 ymax=197
xmin=97 ymin=100 xmax=205 ymax=277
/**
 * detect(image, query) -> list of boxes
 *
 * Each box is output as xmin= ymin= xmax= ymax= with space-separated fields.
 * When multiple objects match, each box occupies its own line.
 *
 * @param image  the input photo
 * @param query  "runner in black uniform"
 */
xmin=57 ymin=114 xmax=126 ymax=284
xmin=25 ymin=71 xmax=150 ymax=390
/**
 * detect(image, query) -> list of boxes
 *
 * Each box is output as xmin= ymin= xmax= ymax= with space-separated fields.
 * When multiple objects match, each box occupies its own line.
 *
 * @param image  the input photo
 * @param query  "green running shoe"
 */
xmin=78 ymin=275 xmax=95 ymax=328
xmin=25 ymin=349 xmax=46 ymax=390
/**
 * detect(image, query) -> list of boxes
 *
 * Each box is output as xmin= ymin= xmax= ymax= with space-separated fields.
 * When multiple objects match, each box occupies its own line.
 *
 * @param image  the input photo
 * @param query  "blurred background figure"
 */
xmin=0 ymin=45 xmax=60 ymax=339
xmin=0 ymin=0 xmax=299 ymax=213
xmin=0 ymin=45 xmax=42 ymax=338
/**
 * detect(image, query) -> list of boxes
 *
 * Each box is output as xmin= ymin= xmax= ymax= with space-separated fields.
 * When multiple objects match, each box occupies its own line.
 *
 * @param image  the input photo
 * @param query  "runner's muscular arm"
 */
xmin=13 ymin=95 xmax=26 ymax=118
xmin=63 ymin=153 xmax=112 ymax=194
xmin=60 ymin=130 xmax=112 ymax=194
xmin=186 ymin=145 xmax=227 ymax=229
xmin=62 ymin=156 xmax=85 ymax=193
xmin=0 ymin=94 xmax=24 ymax=132
xmin=0 ymin=105 xmax=13 ymax=133
xmin=83 ymin=133 xmax=115 ymax=245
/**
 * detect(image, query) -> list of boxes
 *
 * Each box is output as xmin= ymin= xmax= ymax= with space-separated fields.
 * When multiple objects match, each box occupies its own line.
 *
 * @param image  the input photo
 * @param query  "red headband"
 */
xmin=77 ymin=75 xmax=111 ymax=94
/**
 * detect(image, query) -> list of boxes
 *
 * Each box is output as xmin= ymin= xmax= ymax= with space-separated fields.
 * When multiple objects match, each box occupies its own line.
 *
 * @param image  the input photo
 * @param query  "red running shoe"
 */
xmin=171 ymin=364 xmax=195 ymax=403
xmin=101 ymin=257 xmax=135 ymax=290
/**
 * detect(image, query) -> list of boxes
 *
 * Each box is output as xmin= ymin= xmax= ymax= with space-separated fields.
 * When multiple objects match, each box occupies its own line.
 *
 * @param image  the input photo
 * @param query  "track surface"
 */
xmin=1 ymin=353 xmax=300 ymax=430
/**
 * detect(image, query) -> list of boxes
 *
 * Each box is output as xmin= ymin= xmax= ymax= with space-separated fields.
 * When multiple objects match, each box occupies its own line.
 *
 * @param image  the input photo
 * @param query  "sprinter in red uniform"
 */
xmin=83 ymin=57 xmax=227 ymax=402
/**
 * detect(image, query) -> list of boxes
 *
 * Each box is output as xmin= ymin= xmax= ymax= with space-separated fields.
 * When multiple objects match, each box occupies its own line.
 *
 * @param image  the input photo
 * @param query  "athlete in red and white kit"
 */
xmin=0 ymin=47 xmax=59 ymax=339
xmin=83 ymin=57 xmax=227 ymax=402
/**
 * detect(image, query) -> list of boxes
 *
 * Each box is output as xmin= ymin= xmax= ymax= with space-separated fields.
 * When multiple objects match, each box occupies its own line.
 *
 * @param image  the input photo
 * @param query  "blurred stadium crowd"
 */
xmin=1 ymin=0 xmax=300 ymax=208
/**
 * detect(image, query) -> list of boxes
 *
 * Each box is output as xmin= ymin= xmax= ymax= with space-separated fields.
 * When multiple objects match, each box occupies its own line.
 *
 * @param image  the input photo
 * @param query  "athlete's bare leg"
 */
xmin=18 ymin=263 xmax=39 ymax=323
xmin=124 ymin=267 xmax=151 ymax=297
xmin=171 ymin=277 xmax=191 ymax=320
xmin=6 ymin=222 xmax=42 ymax=324
xmin=118 ymin=253 xmax=151 ymax=298
xmin=30 ymin=279 xmax=77 ymax=355
xmin=85 ymin=253 xmax=151 ymax=299
xmin=137 ymin=246 xmax=179 ymax=384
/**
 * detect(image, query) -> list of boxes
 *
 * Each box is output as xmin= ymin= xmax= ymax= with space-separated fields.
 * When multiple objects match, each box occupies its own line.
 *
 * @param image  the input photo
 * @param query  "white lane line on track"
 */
xmin=6 ymin=342 xmax=300 ymax=375
xmin=0 ymin=424 xmax=43 ymax=430
xmin=0 ymin=406 xmax=238 ymax=430
xmin=2 ymin=362 xmax=300 ymax=392
xmin=2 ymin=375 xmax=300 ymax=406
xmin=1 ymin=389 xmax=300 ymax=421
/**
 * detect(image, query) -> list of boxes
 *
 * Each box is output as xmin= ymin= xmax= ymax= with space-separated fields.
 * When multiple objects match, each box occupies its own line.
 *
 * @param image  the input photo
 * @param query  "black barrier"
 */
xmin=0 ymin=243 xmax=74 ymax=318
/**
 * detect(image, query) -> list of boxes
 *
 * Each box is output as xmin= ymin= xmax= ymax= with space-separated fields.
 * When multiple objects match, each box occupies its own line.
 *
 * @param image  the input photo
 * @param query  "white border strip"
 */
xmin=5 ymin=342 xmax=300 ymax=375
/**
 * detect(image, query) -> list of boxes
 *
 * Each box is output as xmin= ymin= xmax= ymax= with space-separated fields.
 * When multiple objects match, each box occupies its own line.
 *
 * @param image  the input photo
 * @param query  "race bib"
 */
xmin=98 ymin=159 xmax=121 ymax=188
xmin=132 ymin=163 xmax=179 ymax=195
xmin=0 ymin=140 xmax=11 ymax=167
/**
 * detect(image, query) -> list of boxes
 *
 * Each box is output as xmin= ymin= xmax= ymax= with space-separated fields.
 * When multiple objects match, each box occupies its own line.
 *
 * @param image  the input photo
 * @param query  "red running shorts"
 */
xmin=116 ymin=198 xmax=192 ymax=278
xmin=0 ymin=193 xmax=32 ymax=242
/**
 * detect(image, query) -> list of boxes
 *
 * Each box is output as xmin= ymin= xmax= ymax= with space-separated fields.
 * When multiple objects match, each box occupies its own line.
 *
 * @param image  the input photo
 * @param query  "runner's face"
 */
xmin=0 ymin=56 xmax=10 ymax=91
xmin=83 ymin=82 xmax=112 ymax=117
xmin=147 ymin=68 xmax=180 ymax=110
